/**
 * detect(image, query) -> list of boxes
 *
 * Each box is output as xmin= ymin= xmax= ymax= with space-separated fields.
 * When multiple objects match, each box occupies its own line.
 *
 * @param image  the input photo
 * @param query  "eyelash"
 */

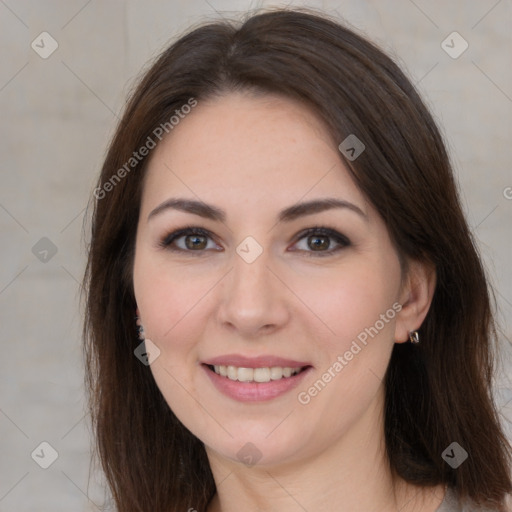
xmin=158 ymin=225 xmax=351 ymax=257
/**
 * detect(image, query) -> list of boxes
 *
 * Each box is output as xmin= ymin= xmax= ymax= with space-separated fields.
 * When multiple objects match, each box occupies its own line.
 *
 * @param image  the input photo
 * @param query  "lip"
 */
xmin=202 ymin=363 xmax=312 ymax=402
xmin=202 ymin=354 xmax=311 ymax=368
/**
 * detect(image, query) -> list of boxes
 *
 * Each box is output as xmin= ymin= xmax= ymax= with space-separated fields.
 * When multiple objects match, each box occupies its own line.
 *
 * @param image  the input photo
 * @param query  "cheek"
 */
xmin=133 ymin=253 xmax=214 ymax=346
xmin=302 ymin=259 xmax=400 ymax=351
xmin=134 ymin=257 xmax=211 ymax=419
xmin=295 ymin=264 xmax=399 ymax=429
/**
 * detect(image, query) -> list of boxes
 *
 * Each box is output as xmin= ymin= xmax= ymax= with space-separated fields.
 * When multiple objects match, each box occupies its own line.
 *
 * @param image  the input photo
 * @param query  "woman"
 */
xmin=83 ymin=8 xmax=512 ymax=512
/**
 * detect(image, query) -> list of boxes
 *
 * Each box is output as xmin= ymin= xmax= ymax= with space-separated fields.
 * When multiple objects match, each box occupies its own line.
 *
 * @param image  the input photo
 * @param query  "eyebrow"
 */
xmin=147 ymin=197 xmax=367 ymax=223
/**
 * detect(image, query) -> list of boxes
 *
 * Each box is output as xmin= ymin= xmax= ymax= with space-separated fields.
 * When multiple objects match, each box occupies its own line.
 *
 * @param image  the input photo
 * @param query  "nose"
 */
xmin=216 ymin=247 xmax=290 ymax=338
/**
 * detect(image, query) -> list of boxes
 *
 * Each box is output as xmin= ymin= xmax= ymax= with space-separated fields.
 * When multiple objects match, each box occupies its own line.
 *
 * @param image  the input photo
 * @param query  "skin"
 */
xmin=133 ymin=92 xmax=441 ymax=511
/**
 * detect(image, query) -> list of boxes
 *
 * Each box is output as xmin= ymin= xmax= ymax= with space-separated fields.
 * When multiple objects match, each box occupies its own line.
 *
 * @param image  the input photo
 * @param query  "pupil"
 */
xmin=309 ymin=235 xmax=329 ymax=251
xmin=186 ymin=235 xmax=207 ymax=250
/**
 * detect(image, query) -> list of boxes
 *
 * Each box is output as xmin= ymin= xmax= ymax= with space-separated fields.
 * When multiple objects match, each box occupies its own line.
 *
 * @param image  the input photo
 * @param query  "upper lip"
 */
xmin=203 ymin=354 xmax=311 ymax=368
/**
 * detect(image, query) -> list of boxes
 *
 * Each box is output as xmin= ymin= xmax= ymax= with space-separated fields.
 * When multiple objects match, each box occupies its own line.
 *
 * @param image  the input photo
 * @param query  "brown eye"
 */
xmin=292 ymin=227 xmax=351 ymax=257
xmin=307 ymin=235 xmax=331 ymax=251
xmin=184 ymin=234 xmax=208 ymax=250
xmin=160 ymin=227 xmax=220 ymax=253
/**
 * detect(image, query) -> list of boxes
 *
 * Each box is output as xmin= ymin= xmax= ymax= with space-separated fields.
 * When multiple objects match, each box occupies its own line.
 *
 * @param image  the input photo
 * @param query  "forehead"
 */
xmin=141 ymin=92 xmax=367 ymax=216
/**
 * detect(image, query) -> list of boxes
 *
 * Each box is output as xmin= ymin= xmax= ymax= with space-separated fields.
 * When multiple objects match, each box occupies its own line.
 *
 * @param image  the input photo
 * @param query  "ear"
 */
xmin=394 ymin=259 xmax=436 ymax=343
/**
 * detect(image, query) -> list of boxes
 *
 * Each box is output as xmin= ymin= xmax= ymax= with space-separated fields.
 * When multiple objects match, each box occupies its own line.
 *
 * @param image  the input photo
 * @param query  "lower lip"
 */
xmin=202 ymin=364 xmax=312 ymax=402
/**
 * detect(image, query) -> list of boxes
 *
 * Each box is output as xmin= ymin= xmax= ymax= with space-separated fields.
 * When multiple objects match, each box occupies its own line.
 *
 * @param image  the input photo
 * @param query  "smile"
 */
xmin=202 ymin=362 xmax=312 ymax=402
xmin=209 ymin=365 xmax=305 ymax=382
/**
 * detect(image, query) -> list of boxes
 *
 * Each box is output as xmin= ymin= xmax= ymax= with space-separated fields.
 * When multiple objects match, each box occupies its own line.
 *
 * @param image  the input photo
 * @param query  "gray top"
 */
xmin=435 ymin=488 xmax=496 ymax=512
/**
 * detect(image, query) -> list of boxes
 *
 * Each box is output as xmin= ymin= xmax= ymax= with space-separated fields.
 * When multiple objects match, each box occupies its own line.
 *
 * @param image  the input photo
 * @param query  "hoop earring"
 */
xmin=409 ymin=330 xmax=420 ymax=344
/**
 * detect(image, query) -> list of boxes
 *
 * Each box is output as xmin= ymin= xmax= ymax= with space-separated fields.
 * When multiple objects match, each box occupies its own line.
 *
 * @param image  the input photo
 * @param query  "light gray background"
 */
xmin=1 ymin=1 xmax=511 ymax=510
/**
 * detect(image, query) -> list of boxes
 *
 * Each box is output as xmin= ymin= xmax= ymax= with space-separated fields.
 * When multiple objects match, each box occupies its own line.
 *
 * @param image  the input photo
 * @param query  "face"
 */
xmin=133 ymin=92 xmax=406 ymax=468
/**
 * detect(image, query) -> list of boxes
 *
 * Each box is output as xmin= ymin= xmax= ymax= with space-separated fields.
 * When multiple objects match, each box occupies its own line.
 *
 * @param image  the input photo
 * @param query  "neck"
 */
xmin=205 ymin=387 xmax=444 ymax=512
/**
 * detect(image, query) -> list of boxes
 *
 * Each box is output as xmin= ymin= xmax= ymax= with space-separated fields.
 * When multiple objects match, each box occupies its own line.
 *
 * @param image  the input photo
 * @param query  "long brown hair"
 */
xmin=83 ymin=8 xmax=512 ymax=511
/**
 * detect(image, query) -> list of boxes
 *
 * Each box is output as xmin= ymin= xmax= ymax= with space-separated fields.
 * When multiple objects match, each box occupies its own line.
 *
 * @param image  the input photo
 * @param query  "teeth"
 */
xmin=212 ymin=365 xmax=303 ymax=382
xmin=238 ymin=367 xmax=254 ymax=382
xmin=227 ymin=365 xmax=237 ymax=380
xmin=270 ymin=367 xmax=283 ymax=380
xmin=254 ymin=367 xmax=270 ymax=382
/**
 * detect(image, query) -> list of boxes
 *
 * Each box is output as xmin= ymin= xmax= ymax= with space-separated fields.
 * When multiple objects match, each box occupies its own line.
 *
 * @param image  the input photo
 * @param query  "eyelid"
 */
xmin=158 ymin=225 xmax=220 ymax=253
xmin=158 ymin=225 xmax=351 ymax=255
xmin=160 ymin=226 xmax=211 ymax=245
xmin=290 ymin=226 xmax=351 ymax=257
